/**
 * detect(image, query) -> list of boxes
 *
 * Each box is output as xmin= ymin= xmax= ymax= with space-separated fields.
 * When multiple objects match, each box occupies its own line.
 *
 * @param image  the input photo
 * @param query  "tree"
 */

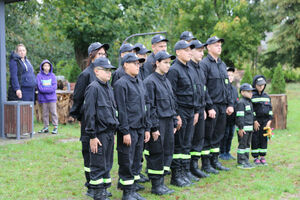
xmin=270 ymin=64 xmax=286 ymax=94
xmin=240 ymin=64 xmax=253 ymax=85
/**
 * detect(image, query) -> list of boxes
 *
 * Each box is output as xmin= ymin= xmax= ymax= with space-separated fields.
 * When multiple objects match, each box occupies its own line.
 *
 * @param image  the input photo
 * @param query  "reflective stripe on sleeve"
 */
xmin=236 ymin=111 xmax=245 ymax=117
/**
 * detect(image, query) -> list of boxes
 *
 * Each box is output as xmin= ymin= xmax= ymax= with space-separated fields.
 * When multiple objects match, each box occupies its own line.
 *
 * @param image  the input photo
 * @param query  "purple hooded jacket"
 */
xmin=36 ymin=60 xmax=57 ymax=103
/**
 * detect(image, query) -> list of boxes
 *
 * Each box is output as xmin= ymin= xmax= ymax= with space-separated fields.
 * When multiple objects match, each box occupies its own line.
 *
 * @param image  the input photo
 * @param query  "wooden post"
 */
xmin=270 ymin=94 xmax=287 ymax=129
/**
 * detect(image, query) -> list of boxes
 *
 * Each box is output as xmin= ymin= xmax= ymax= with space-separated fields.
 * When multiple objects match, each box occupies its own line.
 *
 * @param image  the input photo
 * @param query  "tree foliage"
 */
xmin=271 ymin=64 xmax=286 ymax=94
xmin=240 ymin=64 xmax=253 ymax=85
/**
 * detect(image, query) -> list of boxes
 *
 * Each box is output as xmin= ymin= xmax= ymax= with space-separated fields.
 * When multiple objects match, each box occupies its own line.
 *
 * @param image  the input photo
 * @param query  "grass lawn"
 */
xmin=0 ymin=83 xmax=300 ymax=200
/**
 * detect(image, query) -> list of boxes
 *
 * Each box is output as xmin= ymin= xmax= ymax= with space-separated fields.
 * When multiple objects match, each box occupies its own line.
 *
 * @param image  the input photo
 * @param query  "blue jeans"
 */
xmin=220 ymin=124 xmax=235 ymax=154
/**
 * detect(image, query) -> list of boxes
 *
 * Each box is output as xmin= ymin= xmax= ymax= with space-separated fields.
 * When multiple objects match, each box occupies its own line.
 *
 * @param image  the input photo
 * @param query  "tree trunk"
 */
xmin=270 ymin=94 xmax=287 ymax=129
xmin=74 ymin=42 xmax=88 ymax=71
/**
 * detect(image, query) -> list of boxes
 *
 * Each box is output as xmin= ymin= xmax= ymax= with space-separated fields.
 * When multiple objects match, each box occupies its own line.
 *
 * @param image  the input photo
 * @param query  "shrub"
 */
xmin=270 ymin=63 xmax=286 ymax=94
xmin=241 ymin=64 xmax=253 ymax=85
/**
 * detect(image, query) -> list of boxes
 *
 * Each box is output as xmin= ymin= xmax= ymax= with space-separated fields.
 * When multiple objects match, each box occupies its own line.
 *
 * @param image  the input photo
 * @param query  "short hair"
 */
xmin=15 ymin=43 xmax=26 ymax=52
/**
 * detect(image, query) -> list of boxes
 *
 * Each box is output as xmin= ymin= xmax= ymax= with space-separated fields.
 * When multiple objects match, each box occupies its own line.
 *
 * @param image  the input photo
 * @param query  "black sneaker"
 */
xmin=38 ymin=127 xmax=49 ymax=133
xmin=52 ymin=127 xmax=58 ymax=134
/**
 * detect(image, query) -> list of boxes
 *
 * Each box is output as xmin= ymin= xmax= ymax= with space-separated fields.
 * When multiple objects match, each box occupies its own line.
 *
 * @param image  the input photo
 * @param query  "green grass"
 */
xmin=1 ymin=83 xmax=300 ymax=200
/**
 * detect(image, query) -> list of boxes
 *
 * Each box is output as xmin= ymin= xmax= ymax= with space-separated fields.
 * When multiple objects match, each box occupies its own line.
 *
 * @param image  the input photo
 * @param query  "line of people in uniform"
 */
xmin=70 ymin=31 xmax=273 ymax=200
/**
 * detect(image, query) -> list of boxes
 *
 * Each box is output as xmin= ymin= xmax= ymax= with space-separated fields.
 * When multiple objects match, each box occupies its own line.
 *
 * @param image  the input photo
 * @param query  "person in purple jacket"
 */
xmin=36 ymin=60 xmax=58 ymax=134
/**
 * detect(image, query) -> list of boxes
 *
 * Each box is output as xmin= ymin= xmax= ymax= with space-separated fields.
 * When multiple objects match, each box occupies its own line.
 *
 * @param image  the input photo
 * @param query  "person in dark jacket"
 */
xmin=143 ymin=34 xmax=168 ymax=78
xmin=111 ymin=43 xmax=140 ymax=87
xmin=251 ymin=75 xmax=273 ymax=166
xmin=144 ymin=51 xmax=177 ymax=195
xmin=235 ymin=83 xmax=255 ymax=169
xmin=84 ymin=57 xmax=118 ymax=200
xmin=188 ymin=40 xmax=210 ymax=179
xmin=36 ymin=60 xmax=58 ymax=134
xmin=8 ymin=44 xmax=36 ymax=101
xmin=134 ymin=43 xmax=151 ymax=81
xmin=200 ymin=36 xmax=234 ymax=174
xmin=167 ymin=40 xmax=199 ymax=187
xmin=114 ymin=53 xmax=150 ymax=200
xmin=219 ymin=67 xmax=239 ymax=160
xmin=69 ymin=42 xmax=110 ymax=198
xmin=180 ymin=31 xmax=196 ymax=43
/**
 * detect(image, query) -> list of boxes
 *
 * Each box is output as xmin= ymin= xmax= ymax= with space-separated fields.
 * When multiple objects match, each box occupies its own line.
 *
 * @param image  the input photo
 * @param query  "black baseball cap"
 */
xmin=93 ymin=57 xmax=116 ymax=69
xmin=255 ymin=77 xmax=266 ymax=85
xmin=180 ymin=31 xmax=196 ymax=41
xmin=174 ymin=40 xmax=195 ymax=51
xmin=206 ymin=36 xmax=224 ymax=45
xmin=134 ymin=43 xmax=151 ymax=55
xmin=154 ymin=51 xmax=176 ymax=61
xmin=120 ymin=43 xmax=140 ymax=54
xmin=190 ymin=40 xmax=206 ymax=49
xmin=88 ymin=42 xmax=109 ymax=55
xmin=151 ymin=34 xmax=169 ymax=44
xmin=227 ymin=67 xmax=235 ymax=72
xmin=121 ymin=53 xmax=145 ymax=66
xmin=240 ymin=83 xmax=255 ymax=92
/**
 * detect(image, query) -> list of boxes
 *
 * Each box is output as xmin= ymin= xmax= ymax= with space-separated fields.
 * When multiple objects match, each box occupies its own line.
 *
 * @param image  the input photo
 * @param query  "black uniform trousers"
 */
xmin=117 ymin=128 xmax=144 ymax=190
xmin=81 ymin=119 xmax=91 ymax=188
xmin=89 ymin=131 xmax=114 ymax=189
xmin=171 ymin=106 xmax=195 ymax=170
xmin=220 ymin=123 xmax=235 ymax=154
xmin=203 ymin=104 xmax=227 ymax=156
xmin=147 ymin=117 xmax=174 ymax=179
xmin=237 ymin=131 xmax=252 ymax=164
xmin=190 ymin=107 xmax=205 ymax=160
xmin=251 ymin=118 xmax=269 ymax=158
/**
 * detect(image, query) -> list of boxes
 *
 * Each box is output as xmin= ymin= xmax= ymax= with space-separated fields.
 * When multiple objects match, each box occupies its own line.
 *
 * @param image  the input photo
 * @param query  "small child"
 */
xmin=235 ymin=83 xmax=255 ymax=169
xmin=251 ymin=75 xmax=273 ymax=165
xmin=37 ymin=60 xmax=58 ymax=134
xmin=84 ymin=57 xmax=119 ymax=199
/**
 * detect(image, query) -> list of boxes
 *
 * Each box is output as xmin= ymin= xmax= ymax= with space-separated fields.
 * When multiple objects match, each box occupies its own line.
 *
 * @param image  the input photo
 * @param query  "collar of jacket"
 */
xmin=96 ymin=78 xmax=109 ymax=86
xmin=154 ymin=71 xmax=166 ymax=81
xmin=242 ymin=96 xmax=252 ymax=102
xmin=175 ymin=58 xmax=188 ymax=68
xmin=124 ymin=73 xmax=139 ymax=83
xmin=188 ymin=60 xmax=199 ymax=68
xmin=207 ymin=53 xmax=222 ymax=64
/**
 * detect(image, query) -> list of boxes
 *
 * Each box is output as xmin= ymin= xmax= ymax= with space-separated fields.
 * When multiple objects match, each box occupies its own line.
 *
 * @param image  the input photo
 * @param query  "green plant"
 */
xmin=68 ymin=64 xmax=82 ymax=83
xmin=55 ymin=59 xmax=80 ymax=82
xmin=271 ymin=63 xmax=286 ymax=94
xmin=240 ymin=64 xmax=253 ymax=85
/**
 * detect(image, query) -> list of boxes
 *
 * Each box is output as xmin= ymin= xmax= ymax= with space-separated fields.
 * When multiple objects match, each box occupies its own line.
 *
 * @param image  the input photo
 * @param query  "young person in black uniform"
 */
xmin=200 ymin=36 xmax=234 ymax=174
xmin=111 ymin=43 xmax=140 ymax=87
xmin=235 ymin=83 xmax=255 ymax=169
xmin=114 ymin=53 xmax=150 ymax=200
xmin=167 ymin=40 xmax=200 ymax=187
xmin=188 ymin=39 xmax=210 ymax=178
xmin=84 ymin=57 xmax=118 ymax=200
xmin=144 ymin=51 xmax=177 ymax=195
xmin=69 ymin=42 xmax=110 ymax=198
xmin=143 ymin=34 xmax=168 ymax=78
xmin=220 ymin=67 xmax=239 ymax=160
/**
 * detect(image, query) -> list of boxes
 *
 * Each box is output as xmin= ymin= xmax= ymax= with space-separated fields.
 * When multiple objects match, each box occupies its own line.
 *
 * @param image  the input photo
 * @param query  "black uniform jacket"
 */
xmin=114 ymin=74 xmax=151 ymax=135
xmin=200 ymin=54 xmax=234 ymax=110
xmin=167 ymin=59 xmax=200 ymax=113
xmin=227 ymin=84 xmax=239 ymax=125
xmin=143 ymin=53 xmax=155 ymax=78
xmin=70 ymin=64 xmax=96 ymax=121
xmin=144 ymin=72 xmax=178 ymax=132
xmin=84 ymin=79 xmax=119 ymax=139
xmin=235 ymin=97 xmax=254 ymax=131
xmin=111 ymin=66 xmax=126 ymax=88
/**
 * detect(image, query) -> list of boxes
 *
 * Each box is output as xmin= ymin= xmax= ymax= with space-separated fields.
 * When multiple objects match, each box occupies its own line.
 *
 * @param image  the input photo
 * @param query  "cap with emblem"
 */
xmin=121 ymin=53 xmax=145 ymax=66
xmin=255 ymin=77 xmax=266 ymax=85
xmin=120 ymin=43 xmax=140 ymax=54
xmin=180 ymin=31 xmax=196 ymax=41
xmin=190 ymin=39 xmax=206 ymax=49
xmin=174 ymin=40 xmax=195 ymax=51
xmin=154 ymin=51 xmax=176 ymax=61
xmin=134 ymin=43 xmax=151 ymax=55
xmin=240 ymin=83 xmax=255 ymax=92
xmin=93 ymin=57 xmax=116 ymax=69
xmin=206 ymin=36 xmax=225 ymax=45
xmin=88 ymin=42 xmax=109 ymax=55
xmin=151 ymin=34 xmax=169 ymax=44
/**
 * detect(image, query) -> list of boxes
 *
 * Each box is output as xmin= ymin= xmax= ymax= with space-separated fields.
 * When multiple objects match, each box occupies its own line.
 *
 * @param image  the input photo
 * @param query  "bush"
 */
xmin=270 ymin=63 xmax=286 ymax=94
xmin=68 ymin=65 xmax=81 ymax=83
xmin=283 ymin=67 xmax=300 ymax=82
xmin=241 ymin=64 xmax=253 ymax=85
xmin=55 ymin=59 xmax=81 ymax=82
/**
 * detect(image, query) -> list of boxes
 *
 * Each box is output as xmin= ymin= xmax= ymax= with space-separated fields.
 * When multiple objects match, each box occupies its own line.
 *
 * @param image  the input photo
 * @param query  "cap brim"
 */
xmin=138 ymin=58 xmax=145 ymax=63
xmin=153 ymin=39 xmax=169 ymax=44
xmin=206 ymin=38 xmax=225 ymax=45
xmin=227 ymin=67 xmax=235 ymax=72
xmin=133 ymin=47 xmax=140 ymax=52
xmin=256 ymin=80 xmax=266 ymax=85
xmin=137 ymin=49 xmax=152 ymax=55
xmin=101 ymin=43 xmax=110 ymax=51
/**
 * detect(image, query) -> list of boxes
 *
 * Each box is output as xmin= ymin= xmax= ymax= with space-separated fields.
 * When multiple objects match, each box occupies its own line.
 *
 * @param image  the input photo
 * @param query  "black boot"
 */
xmin=94 ymin=188 xmax=109 ymax=200
xmin=170 ymin=168 xmax=189 ymax=187
xmin=201 ymin=155 xmax=219 ymax=174
xmin=160 ymin=177 xmax=174 ymax=194
xmin=134 ymin=182 xmax=145 ymax=191
xmin=137 ymin=173 xmax=149 ymax=183
xmin=131 ymin=190 xmax=146 ymax=200
xmin=190 ymin=159 xmax=209 ymax=178
xmin=151 ymin=178 xmax=168 ymax=195
xmin=86 ymin=188 xmax=94 ymax=198
xmin=180 ymin=167 xmax=193 ymax=185
xmin=122 ymin=189 xmax=136 ymax=200
xmin=103 ymin=188 xmax=112 ymax=197
xmin=185 ymin=169 xmax=199 ymax=182
xmin=211 ymin=153 xmax=230 ymax=171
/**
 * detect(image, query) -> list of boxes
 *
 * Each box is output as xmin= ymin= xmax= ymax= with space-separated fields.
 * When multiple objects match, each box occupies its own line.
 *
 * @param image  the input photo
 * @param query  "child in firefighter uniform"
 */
xmin=235 ymin=83 xmax=255 ymax=169
xmin=84 ymin=57 xmax=118 ymax=200
xmin=251 ymin=75 xmax=273 ymax=165
xmin=114 ymin=53 xmax=150 ymax=200
xmin=144 ymin=51 xmax=177 ymax=195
